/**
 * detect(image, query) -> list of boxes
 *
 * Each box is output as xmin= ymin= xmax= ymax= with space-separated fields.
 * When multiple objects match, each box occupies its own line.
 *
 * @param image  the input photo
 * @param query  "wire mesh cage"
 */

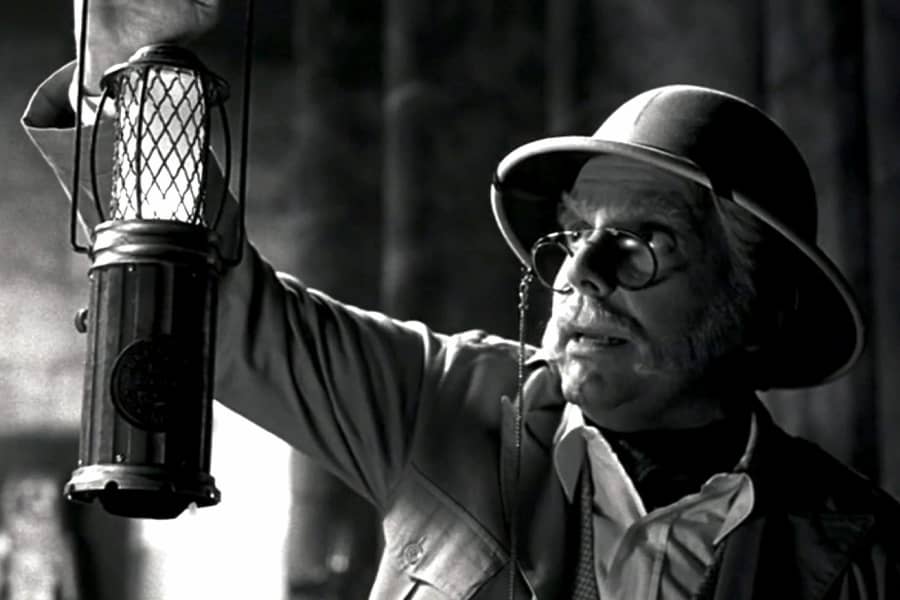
xmin=100 ymin=46 xmax=229 ymax=226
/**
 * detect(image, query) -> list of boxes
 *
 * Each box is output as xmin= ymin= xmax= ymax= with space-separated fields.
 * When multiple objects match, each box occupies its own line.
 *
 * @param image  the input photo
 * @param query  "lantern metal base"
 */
xmin=65 ymin=464 xmax=220 ymax=519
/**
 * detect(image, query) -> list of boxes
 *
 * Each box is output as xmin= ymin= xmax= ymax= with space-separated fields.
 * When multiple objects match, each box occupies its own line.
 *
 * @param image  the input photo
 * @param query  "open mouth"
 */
xmin=573 ymin=333 xmax=628 ymax=347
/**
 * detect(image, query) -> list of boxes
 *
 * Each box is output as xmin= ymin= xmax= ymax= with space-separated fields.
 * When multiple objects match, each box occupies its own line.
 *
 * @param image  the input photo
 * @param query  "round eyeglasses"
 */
xmin=529 ymin=227 xmax=659 ymax=293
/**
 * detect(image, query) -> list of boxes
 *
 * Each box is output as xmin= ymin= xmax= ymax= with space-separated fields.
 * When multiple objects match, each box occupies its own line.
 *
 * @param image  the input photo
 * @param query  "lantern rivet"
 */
xmin=74 ymin=308 xmax=89 ymax=333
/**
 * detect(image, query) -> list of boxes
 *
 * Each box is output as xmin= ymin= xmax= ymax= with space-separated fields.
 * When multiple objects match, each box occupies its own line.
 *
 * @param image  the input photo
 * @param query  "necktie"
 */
xmin=571 ymin=460 xmax=600 ymax=599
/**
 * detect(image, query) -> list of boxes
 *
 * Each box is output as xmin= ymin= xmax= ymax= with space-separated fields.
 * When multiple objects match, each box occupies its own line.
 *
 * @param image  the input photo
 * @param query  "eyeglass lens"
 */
xmin=530 ymin=229 xmax=657 ymax=292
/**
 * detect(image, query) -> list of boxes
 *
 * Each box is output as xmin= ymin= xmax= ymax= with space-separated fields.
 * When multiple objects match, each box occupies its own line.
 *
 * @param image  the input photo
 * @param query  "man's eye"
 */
xmin=565 ymin=228 xmax=593 ymax=247
xmin=647 ymin=229 xmax=677 ymax=255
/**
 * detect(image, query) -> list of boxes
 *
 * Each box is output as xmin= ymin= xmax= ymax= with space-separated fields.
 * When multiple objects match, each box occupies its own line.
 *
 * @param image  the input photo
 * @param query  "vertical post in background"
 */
xmin=383 ymin=0 xmax=544 ymax=335
xmin=545 ymin=0 xmax=578 ymax=133
xmin=863 ymin=0 xmax=900 ymax=496
xmin=382 ymin=0 xmax=449 ymax=324
xmin=761 ymin=0 xmax=878 ymax=478
xmin=283 ymin=1 xmax=384 ymax=598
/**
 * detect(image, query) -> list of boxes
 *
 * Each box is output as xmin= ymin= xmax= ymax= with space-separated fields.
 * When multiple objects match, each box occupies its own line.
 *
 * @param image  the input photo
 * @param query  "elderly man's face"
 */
xmin=541 ymin=156 xmax=750 ymax=430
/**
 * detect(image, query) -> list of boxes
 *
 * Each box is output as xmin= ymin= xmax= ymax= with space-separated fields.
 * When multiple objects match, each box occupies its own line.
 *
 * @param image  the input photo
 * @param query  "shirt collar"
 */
xmin=552 ymin=403 xmax=759 ymax=503
xmin=553 ymin=403 xmax=588 ymax=502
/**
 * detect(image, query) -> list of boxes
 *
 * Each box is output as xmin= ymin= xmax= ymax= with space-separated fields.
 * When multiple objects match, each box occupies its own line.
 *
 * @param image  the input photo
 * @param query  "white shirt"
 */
xmin=553 ymin=404 xmax=757 ymax=599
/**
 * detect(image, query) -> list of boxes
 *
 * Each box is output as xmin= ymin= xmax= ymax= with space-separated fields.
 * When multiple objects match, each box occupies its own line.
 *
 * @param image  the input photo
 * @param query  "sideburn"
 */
xmin=648 ymin=200 xmax=755 ymax=378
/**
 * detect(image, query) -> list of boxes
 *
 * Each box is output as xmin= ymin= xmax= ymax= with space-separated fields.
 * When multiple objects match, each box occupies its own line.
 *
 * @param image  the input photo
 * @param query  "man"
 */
xmin=22 ymin=1 xmax=900 ymax=598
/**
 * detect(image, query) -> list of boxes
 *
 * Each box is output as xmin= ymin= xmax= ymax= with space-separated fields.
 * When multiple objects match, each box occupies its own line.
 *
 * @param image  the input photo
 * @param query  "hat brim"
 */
xmin=491 ymin=136 xmax=865 ymax=389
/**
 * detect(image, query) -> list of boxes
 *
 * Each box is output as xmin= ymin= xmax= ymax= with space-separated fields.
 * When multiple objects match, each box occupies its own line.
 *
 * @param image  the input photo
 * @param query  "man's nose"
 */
xmin=564 ymin=240 xmax=616 ymax=298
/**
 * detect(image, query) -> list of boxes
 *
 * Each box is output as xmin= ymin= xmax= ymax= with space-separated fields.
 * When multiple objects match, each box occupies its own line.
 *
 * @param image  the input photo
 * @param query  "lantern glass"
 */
xmin=110 ymin=65 xmax=209 ymax=225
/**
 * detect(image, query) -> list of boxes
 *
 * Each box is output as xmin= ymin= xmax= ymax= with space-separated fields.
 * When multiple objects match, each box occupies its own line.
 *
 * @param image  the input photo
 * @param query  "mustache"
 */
xmin=550 ymin=296 xmax=644 ymax=341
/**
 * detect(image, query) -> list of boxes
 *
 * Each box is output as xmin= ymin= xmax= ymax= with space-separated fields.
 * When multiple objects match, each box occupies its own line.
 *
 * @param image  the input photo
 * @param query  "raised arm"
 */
xmin=22 ymin=1 xmax=465 ymax=509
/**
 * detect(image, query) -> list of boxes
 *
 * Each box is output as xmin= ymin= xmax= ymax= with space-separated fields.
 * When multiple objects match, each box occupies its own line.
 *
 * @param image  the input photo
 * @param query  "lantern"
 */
xmin=64 ymin=44 xmax=244 ymax=519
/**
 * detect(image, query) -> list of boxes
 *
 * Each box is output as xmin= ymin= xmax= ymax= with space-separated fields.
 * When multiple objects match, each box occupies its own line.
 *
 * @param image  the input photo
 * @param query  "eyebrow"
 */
xmin=560 ymin=190 xmax=707 ymax=232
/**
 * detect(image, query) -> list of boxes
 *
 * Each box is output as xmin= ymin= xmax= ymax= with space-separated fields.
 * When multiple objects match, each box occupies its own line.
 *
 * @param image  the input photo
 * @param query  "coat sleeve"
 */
xmin=21 ymin=63 xmax=458 ymax=511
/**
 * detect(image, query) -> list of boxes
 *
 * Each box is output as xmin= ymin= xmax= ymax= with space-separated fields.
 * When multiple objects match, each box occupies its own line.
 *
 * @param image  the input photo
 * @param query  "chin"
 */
xmin=558 ymin=360 xmax=625 ymax=410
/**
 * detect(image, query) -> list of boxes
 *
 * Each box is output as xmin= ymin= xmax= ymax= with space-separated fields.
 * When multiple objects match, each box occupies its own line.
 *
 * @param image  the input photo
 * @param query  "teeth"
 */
xmin=576 ymin=334 xmax=626 ymax=346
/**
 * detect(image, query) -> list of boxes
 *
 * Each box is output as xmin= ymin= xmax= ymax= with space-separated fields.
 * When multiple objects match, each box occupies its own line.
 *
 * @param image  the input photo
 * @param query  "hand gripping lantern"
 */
xmin=64 ymin=40 xmax=250 ymax=519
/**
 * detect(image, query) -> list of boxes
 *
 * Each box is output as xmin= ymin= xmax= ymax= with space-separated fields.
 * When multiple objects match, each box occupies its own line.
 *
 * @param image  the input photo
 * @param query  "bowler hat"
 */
xmin=491 ymin=84 xmax=864 ymax=388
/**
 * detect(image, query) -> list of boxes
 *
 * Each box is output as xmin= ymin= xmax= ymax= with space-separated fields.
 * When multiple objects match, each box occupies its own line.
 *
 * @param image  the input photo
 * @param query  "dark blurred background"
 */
xmin=2 ymin=0 xmax=898 ymax=598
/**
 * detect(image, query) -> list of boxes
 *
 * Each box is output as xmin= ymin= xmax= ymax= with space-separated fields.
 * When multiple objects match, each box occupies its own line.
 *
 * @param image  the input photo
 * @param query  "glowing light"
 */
xmin=111 ymin=66 xmax=208 ymax=224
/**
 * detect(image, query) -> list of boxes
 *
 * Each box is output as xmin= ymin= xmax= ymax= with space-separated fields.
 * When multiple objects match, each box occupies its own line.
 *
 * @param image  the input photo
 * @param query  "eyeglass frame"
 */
xmin=529 ymin=227 xmax=660 ymax=294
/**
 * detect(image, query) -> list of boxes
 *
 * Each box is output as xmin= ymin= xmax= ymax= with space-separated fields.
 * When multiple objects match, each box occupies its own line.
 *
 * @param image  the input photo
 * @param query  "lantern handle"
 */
xmin=225 ymin=0 xmax=257 ymax=268
xmin=88 ymin=89 xmax=111 ymax=223
xmin=69 ymin=0 xmax=92 ymax=255
xmin=209 ymin=100 xmax=233 ymax=246
xmin=208 ymin=0 xmax=253 ymax=268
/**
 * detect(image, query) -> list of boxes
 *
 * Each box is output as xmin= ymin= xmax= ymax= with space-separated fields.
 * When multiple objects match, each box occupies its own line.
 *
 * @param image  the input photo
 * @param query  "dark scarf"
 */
xmin=595 ymin=414 xmax=751 ymax=512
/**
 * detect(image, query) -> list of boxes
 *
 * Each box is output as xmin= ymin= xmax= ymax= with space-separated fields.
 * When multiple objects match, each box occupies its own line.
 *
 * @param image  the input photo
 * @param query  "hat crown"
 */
xmin=595 ymin=85 xmax=818 ymax=242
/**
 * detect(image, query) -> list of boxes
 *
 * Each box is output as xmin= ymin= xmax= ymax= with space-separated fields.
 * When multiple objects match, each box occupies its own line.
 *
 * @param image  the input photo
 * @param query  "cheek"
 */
xmin=551 ymin=262 xmax=569 ymax=291
xmin=629 ymin=270 xmax=721 ymax=338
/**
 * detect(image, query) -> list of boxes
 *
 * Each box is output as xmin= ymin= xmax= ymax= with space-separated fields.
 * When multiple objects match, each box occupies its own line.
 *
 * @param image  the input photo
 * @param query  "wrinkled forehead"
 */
xmin=563 ymin=155 xmax=711 ymax=227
